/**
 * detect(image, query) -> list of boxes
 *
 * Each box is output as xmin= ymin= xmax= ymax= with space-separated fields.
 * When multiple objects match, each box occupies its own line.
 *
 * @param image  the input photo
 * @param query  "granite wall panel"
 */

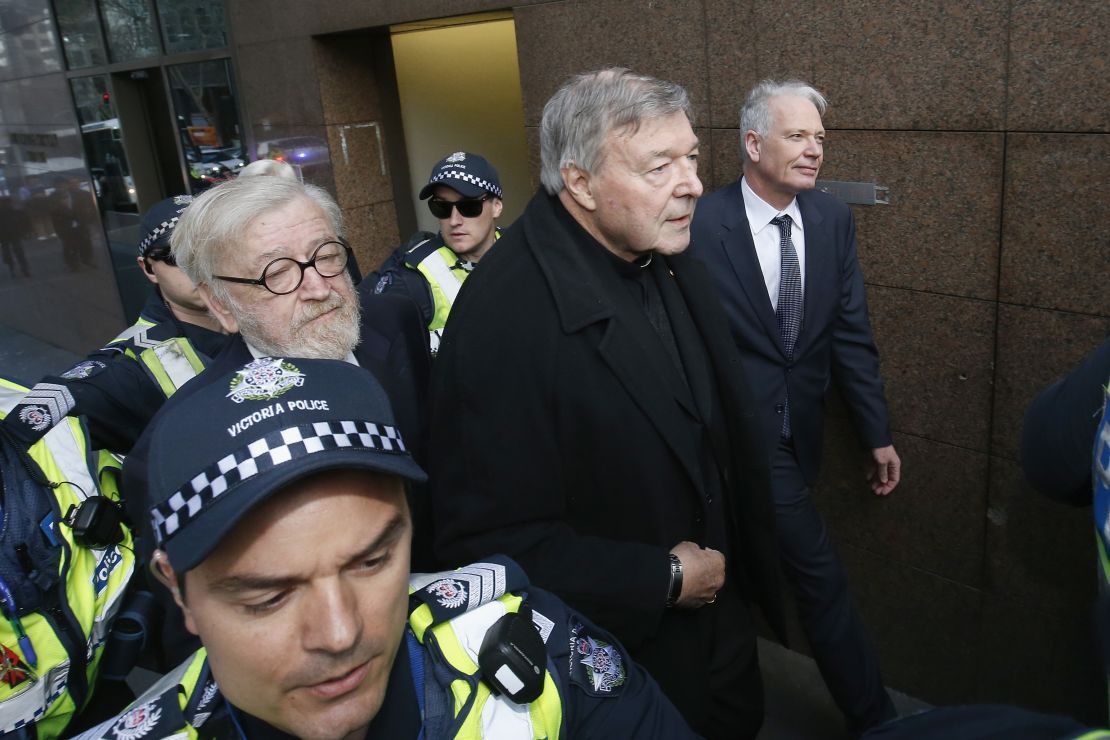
xmin=343 ymin=200 xmax=402 ymax=274
xmin=514 ymin=0 xmax=709 ymax=127
xmin=984 ymin=456 xmax=1094 ymax=610
xmin=325 ymin=121 xmax=394 ymax=210
xmin=865 ymin=287 xmax=996 ymax=451
xmin=976 ymin=593 xmax=1104 ymax=723
xmin=822 ymin=131 xmax=1005 ymax=301
xmin=991 ymin=304 xmax=1110 ymax=460
xmin=706 ymin=0 xmax=1008 ymax=130
xmin=819 ymin=425 xmax=989 ymax=587
xmin=979 ymin=458 xmax=1103 ymax=721
xmin=840 ymin=543 xmax=982 ymax=704
xmin=1007 ymin=0 xmax=1110 ymax=133
xmin=1000 ymin=133 xmax=1110 ymax=317
xmin=313 ymin=34 xmax=386 ymax=125
xmin=704 ymin=0 xmax=815 ymax=129
xmin=811 ymin=1 xmax=1007 ymax=131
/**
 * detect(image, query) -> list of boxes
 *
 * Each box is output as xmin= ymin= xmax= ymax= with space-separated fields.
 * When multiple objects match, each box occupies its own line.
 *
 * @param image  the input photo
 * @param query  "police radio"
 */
xmin=478 ymin=605 xmax=547 ymax=704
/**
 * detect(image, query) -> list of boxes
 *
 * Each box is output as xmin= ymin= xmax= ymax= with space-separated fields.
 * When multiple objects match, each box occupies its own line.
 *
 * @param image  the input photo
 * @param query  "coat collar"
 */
xmin=521 ymin=190 xmax=619 ymax=334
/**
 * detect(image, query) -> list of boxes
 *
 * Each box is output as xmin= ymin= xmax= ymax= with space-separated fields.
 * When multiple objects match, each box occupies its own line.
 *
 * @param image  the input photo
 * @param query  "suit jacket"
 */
xmin=690 ymin=181 xmax=891 ymax=484
xmin=429 ymin=190 xmax=783 ymax=656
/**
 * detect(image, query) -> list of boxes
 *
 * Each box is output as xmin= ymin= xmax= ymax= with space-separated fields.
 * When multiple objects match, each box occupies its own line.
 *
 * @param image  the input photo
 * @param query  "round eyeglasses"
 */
xmin=214 ymin=240 xmax=351 ymax=296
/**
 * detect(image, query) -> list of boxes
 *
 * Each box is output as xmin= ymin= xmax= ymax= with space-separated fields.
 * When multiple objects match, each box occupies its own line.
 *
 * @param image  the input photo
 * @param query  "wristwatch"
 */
xmin=666 ymin=553 xmax=683 ymax=608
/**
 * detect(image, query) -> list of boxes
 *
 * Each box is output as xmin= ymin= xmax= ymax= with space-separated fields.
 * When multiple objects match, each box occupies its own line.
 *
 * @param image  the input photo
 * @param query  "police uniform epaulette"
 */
xmin=401 ymin=233 xmax=440 ymax=270
xmin=407 ymin=555 xmax=528 ymax=626
xmin=101 ymin=319 xmax=184 ymax=355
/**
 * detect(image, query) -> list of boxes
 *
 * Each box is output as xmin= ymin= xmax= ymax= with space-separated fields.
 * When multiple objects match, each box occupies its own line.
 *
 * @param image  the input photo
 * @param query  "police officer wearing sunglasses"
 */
xmin=369 ymin=152 xmax=504 ymax=355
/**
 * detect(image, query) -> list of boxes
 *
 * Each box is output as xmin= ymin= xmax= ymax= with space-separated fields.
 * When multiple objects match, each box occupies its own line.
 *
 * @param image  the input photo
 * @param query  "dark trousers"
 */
xmin=634 ymin=581 xmax=764 ymax=739
xmin=773 ymin=441 xmax=895 ymax=734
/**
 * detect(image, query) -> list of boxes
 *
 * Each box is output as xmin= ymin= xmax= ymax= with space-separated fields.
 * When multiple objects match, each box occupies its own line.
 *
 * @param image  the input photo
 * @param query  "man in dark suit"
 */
xmin=428 ymin=68 xmax=783 ymax=740
xmin=690 ymin=80 xmax=899 ymax=734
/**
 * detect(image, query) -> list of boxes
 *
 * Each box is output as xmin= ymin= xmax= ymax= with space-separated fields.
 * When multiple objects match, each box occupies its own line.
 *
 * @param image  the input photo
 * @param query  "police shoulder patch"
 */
xmin=60 ymin=359 xmax=107 ymax=380
xmin=105 ymin=688 xmax=182 ymax=740
xmin=568 ymin=619 xmax=626 ymax=696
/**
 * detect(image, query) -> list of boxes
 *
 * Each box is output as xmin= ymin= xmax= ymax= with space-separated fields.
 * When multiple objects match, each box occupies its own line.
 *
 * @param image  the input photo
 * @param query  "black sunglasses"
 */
xmin=428 ymin=195 xmax=488 ymax=220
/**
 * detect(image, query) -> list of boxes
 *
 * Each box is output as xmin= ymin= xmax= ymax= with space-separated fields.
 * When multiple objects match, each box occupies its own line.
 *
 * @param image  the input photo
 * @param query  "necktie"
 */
xmin=772 ymin=215 xmax=802 ymax=438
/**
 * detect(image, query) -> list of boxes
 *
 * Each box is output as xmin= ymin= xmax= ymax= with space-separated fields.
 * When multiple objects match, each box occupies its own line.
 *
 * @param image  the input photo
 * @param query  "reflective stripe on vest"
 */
xmin=415 ymin=246 xmax=468 ymax=355
xmin=409 ymin=576 xmax=563 ymax=740
xmin=0 ymin=380 xmax=135 ymax=737
xmin=106 ymin=318 xmax=157 ymax=359
xmin=139 ymin=337 xmax=207 ymax=398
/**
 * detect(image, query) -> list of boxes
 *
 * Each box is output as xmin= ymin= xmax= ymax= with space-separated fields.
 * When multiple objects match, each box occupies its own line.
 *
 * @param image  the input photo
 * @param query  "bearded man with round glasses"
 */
xmin=122 ymin=176 xmax=433 ymax=668
xmin=369 ymin=151 xmax=504 ymax=355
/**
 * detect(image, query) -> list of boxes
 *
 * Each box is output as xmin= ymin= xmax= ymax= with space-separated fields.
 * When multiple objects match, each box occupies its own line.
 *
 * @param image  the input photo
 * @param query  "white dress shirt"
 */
xmin=741 ymin=177 xmax=806 ymax=310
xmin=247 ymin=341 xmax=359 ymax=366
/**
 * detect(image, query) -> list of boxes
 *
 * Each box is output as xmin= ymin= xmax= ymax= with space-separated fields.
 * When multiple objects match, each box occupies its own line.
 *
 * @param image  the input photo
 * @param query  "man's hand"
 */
xmin=867 ymin=445 xmax=901 ymax=496
xmin=669 ymin=541 xmax=725 ymax=608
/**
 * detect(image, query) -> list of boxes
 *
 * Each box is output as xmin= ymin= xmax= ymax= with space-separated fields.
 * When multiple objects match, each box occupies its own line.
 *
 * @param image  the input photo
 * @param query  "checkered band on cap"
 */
xmin=429 ymin=170 xmax=502 ymax=199
xmin=150 ymin=420 xmax=407 ymax=547
xmin=138 ymin=216 xmax=181 ymax=257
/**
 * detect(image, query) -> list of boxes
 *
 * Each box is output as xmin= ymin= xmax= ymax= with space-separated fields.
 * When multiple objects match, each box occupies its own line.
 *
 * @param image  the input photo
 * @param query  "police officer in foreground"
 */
xmin=370 ymin=152 xmax=504 ymax=355
xmin=76 ymin=358 xmax=697 ymax=739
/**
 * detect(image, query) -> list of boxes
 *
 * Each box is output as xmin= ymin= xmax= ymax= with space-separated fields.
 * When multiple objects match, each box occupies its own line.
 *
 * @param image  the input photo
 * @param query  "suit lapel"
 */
xmin=714 ymin=185 xmax=784 ymax=355
xmin=797 ymin=192 xmax=830 ymax=356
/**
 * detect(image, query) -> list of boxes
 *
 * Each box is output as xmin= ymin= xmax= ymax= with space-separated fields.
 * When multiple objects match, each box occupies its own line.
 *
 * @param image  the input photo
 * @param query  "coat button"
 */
xmin=775 ymin=403 xmax=785 ymax=414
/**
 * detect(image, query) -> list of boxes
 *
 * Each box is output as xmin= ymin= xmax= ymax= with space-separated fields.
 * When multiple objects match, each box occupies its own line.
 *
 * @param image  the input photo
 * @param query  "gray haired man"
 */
xmin=427 ymin=68 xmax=783 ymax=739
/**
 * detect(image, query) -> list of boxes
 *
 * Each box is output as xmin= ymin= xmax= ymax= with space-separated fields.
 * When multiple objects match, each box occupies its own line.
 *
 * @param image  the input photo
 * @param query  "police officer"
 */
xmin=7 ymin=197 xmax=228 ymax=456
xmin=75 ymin=358 xmax=697 ymax=739
xmin=370 ymin=152 xmax=504 ymax=355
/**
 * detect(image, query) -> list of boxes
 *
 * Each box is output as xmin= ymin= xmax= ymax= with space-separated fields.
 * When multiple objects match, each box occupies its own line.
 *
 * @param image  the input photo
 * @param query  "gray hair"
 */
xmin=540 ymin=67 xmax=693 ymax=195
xmin=237 ymin=158 xmax=299 ymax=181
xmin=739 ymin=80 xmax=827 ymax=164
xmin=171 ymin=176 xmax=343 ymax=303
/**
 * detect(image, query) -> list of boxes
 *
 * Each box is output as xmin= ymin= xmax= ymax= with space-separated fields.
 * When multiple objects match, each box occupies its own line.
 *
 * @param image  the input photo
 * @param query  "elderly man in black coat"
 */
xmin=428 ymin=68 xmax=782 ymax=740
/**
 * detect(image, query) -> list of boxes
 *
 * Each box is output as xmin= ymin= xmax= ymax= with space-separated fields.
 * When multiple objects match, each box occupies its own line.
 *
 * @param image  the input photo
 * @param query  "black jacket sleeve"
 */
xmin=1021 ymin=335 xmax=1110 ymax=505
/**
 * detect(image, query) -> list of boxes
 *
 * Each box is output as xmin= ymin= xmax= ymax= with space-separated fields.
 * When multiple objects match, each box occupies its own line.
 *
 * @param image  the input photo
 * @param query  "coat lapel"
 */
xmin=523 ymin=192 xmax=707 ymax=496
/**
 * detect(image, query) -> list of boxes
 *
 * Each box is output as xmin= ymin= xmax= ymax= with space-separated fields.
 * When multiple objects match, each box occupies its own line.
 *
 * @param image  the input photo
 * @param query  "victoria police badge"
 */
xmin=226 ymin=358 xmax=305 ymax=404
xmin=569 ymin=620 xmax=626 ymax=694
xmin=425 ymin=578 xmax=467 ymax=609
xmin=446 ymin=151 xmax=466 ymax=163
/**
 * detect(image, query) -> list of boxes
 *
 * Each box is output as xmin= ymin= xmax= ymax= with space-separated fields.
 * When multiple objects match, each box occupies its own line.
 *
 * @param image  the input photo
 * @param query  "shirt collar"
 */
xmin=740 ymin=177 xmax=804 ymax=235
xmin=245 ymin=340 xmax=358 ymax=366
